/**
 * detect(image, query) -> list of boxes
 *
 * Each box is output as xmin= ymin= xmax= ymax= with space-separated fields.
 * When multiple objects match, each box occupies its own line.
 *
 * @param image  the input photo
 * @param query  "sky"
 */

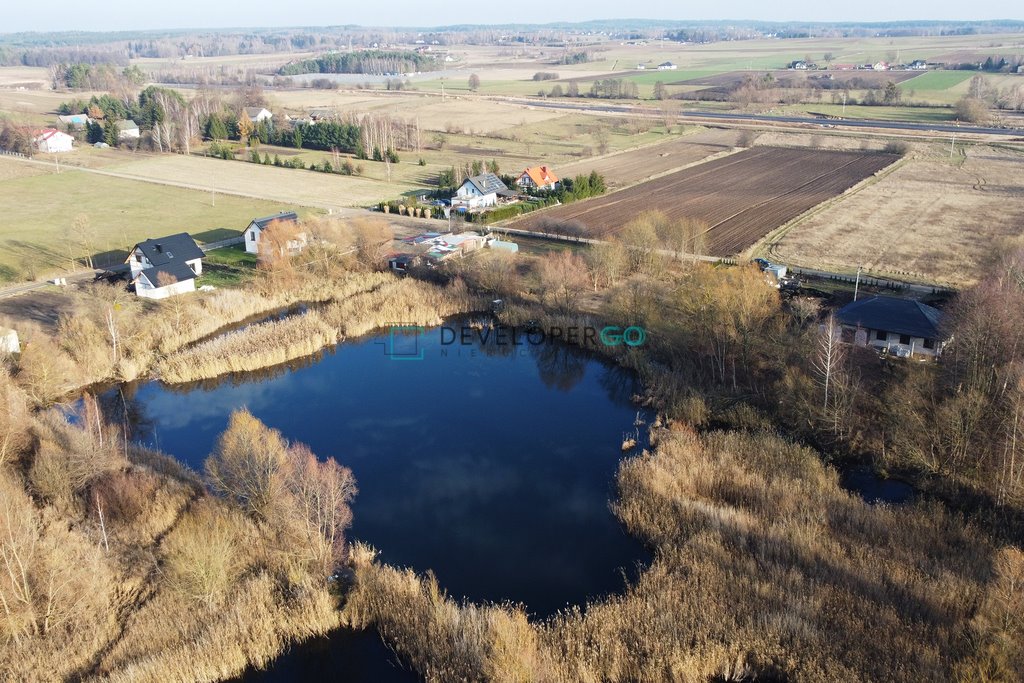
xmin=1 ymin=1 xmax=1020 ymax=33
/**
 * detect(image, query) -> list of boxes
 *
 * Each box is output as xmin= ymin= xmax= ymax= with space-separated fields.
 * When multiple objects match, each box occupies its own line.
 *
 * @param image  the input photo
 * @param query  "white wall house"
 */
xmin=657 ymin=62 xmax=678 ymax=70
xmin=126 ymin=233 xmax=205 ymax=299
xmin=516 ymin=165 xmax=560 ymax=192
xmin=116 ymin=120 xmax=140 ymax=139
xmin=135 ymin=263 xmax=198 ymax=299
xmin=837 ymin=295 xmax=946 ymax=358
xmin=453 ymin=172 xmax=508 ymax=209
xmin=33 ymin=129 xmax=74 ymax=153
xmin=244 ymin=211 xmax=306 ymax=255
xmin=244 ymin=107 xmax=273 ymax=123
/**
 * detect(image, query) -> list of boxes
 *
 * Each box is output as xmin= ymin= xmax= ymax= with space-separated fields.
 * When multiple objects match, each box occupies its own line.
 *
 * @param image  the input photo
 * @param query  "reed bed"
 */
xmin=342 ymin=428 xmax=998 ymax=683
xmin=159 ymin=276 xmax=477 ymax=384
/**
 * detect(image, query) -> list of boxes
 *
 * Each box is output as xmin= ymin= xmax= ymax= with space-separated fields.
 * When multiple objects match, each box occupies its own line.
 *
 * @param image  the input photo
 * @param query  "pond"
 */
xmin=840 ymin=468 xmax=916 ymax=505
xmin=110 ymin=321 xmax=651 ymax=679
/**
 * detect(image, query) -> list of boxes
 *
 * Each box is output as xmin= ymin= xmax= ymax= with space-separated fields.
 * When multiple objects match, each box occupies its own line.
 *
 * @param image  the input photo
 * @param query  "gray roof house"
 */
xmin=244 ymin=212 xmax=306 ymax=255
xmin=127 ymin=233 xmax=205 ymax=299
xmin=116 ymin=120 xmax=140 ymax=138
xmin=454 ymin=173 xmax=510 ymax=209
xmin=836 ymin=295 xmax=946 ymax=357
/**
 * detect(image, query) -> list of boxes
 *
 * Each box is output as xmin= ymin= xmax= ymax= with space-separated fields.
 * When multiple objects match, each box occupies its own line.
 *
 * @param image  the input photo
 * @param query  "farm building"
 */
xmin=453 ymin=173 xmax=509 ymax=209
xmin=244 ymin=211 xmax=305 ymax=255
xmin=57 ymin=114 xmax=89 ymax=129
xmin=0 ymin=327 xmax=19 ymax=354
xmin=836 ymin=296 xmax=946 ymax=358
xmin=127 ymin=233 xmax=205 ymax=299
xmin=33 ymin=129 xmax=74 ymax=153
xmin=657 ymin=62 xmax=678 ymax=70
xmin=244 ymin=107 xmax=273 ymax=123
xmin=116 ymin=120 xmax=140 ymax=139
xmin=516 ymin=165 xmax=560 ymax=192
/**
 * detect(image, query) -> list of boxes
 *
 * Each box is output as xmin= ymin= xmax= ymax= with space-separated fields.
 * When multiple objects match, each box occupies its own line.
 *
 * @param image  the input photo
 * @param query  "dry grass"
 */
xmin=343 ymin=428 xmax=1000 ymax=682
xmin=1 ymin=393 xmax=349 ymax=683
xmin=767 ymin=143 xmax=1024 ymax=286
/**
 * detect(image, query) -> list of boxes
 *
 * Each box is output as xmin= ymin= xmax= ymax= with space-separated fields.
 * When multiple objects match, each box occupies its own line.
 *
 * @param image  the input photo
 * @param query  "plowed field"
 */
xmin=514 ymin=147 xmax=896 ymax=256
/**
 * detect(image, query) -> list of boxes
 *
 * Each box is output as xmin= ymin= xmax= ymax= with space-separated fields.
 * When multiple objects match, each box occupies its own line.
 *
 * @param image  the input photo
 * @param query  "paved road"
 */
xmin=503 ymin=97 xmax=1024 ymax=138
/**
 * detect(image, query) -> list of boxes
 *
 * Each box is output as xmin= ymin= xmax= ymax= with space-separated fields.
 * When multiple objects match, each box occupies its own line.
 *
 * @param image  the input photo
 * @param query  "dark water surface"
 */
xmin=112 ymin=323 xmax=651 ymax=680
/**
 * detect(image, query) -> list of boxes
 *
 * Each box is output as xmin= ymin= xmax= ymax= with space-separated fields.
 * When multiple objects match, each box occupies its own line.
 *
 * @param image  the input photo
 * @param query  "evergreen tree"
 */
xmin=207 ymin=115 xmax=228 ymax=140
xmin=292 ymin=127 xmax=303 ymax=149
xmin=103 ymin=119 xmax=118 ymax=147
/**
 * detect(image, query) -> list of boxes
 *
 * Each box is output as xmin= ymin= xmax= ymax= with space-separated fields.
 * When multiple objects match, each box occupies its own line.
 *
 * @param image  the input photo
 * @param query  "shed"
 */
xmin=0 ymin=328 xmax=19 ymax=354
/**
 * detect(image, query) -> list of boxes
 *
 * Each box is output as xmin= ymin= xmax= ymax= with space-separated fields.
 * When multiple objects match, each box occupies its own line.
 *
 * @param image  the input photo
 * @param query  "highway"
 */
xmin=503 ymin=97 xmax=1024 ymax=138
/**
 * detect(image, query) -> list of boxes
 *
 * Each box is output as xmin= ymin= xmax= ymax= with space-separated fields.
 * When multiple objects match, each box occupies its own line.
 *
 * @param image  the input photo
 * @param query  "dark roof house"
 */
xmin=132 ymin=233 xmax=205 ymax=267
xmin=836 ymin=296 xmax=942 ymax=340
xmin=463 ymin=173 xmax=508 ymax=195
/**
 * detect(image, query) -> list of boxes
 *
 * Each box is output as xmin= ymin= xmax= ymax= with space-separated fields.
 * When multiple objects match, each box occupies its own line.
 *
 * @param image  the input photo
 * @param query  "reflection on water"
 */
xmin=110 ymin=322 xmax=650 ymax=617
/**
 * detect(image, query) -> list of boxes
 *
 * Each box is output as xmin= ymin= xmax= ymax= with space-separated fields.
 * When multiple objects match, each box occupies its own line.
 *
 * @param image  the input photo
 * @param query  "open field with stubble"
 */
xmin=556 ymin=127 xmax=742 ymax=188
xmin=515 ymin=146 xmax=897 ymax=256
xmin=766 ymin=143 xmax=1024 ymax=286
xmin=0 ymin=156 xmax=294 ymax=281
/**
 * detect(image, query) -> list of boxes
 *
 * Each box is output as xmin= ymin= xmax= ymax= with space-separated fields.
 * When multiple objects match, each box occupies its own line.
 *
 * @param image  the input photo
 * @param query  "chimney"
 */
xmin=155 ymin=243 xmax=163 ymax=253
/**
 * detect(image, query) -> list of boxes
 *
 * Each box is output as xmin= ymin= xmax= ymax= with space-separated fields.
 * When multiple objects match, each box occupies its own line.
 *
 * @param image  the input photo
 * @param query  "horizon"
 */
xmin=2 ymin=1 xmax=1022 ymax=35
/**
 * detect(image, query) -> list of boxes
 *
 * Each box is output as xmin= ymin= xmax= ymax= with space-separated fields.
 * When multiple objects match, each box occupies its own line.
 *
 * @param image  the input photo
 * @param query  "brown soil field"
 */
xmin=768 ymin=144 xmax=1024 ymax=286
xmin=514 ymin=146 xmax=897 ymax=256
xmin=557 ymin=128 xmax=742 ymax=188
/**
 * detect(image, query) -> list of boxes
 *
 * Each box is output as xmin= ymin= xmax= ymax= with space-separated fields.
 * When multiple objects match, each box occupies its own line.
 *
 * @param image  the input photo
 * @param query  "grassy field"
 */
xmin=0 ymin=157 xmax=292 ymax=282
xmin=903 ymin=70 xmax=976 ymax=91
xmin=765 ymin=142 xmax=1024 ymax=286
xmin=107 ymin=153 xmax=409 ymax=208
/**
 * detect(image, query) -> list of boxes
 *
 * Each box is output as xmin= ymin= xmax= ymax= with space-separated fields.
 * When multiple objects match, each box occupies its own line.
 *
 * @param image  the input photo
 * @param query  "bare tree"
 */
xmin=539 ymin=251 xmax=590 ymax=313
xmin=205 ymin=409 xmax=290 ymax=521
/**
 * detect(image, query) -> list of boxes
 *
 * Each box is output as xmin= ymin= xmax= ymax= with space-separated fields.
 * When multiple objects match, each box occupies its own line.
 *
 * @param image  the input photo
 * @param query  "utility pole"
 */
xmin=950 ymin=121 xmax=958 ymax=159
xmin=854 ymin=265 xmax=862 ymax=301
xmin=842 ymin=91 xmax=847 ymax=116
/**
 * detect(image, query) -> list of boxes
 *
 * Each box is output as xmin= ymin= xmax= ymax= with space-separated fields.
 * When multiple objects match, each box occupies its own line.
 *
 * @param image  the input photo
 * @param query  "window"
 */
xmin=923 ymin=338 xmax=935 ymax=349
xmin=248 ymin=231 xmax=255 ymax=241
xmin=876 ymin=330 xmax=886 ymax=341
xmin=900 ymin=334 xmax=911 ymax=345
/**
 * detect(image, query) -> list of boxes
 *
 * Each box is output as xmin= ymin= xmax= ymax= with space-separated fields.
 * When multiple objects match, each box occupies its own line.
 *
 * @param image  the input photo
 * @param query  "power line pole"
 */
xmin=854 ymin=265 xmax=862 ymax=301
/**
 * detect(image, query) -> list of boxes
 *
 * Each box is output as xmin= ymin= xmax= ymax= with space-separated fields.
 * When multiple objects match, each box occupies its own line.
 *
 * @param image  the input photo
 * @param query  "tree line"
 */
xmin=278 ymin=50 xmax=437 ymax=76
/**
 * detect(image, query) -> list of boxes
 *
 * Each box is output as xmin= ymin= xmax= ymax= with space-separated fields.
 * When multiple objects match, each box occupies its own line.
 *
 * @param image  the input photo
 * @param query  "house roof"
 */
xmin=244 ymin=107 xmax=270 ymax=118
xmin=463 ymin=172 xmax=508 ymax=195
xmin=250 ymin=211 xmax=299 ymax=230
xmin=116 ymin=120 xmax=139 ymax=130
xmin=836 ymin=296 xmax=944 ymax=340
xmin=33 ymin=128 xmax=71 ymax=141
xmin=131 ymin=233 xmax=204 ymax=267
xmin=520 ymin=165 xmax=559 ymax=186
xmin=138 ymin=260 xmax=197 ymax=287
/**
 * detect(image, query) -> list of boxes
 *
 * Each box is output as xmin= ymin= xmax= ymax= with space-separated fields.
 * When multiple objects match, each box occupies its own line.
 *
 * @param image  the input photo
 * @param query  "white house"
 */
xmin=134 ymin=262 xmax=199 ymax=299
xmin=0 ymin=327 xmax=19 ymax=354
xmin=873 ymin=62 xmax=890 ymax=71
xmin=116 ymin=120 xmax=140 ymax=139
xmin=244 ymin=211 xmax=306 ymax=255
xmin=516 ymin=165 xmax=560 ymax=192
xmin=127 ymin=233 xmax=205 ymax=299
xmin=244 ymin=107 xmax=273 ymax=123
xmin=33 ymin=129 xmax=74 ymax=153
xmin=657 ymin=61 xmax=678 ymax=71
xmin=453 ymin=173 xmax=508 ymax=209
xmin=836 ymin=295 xmax=946 ymax=358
